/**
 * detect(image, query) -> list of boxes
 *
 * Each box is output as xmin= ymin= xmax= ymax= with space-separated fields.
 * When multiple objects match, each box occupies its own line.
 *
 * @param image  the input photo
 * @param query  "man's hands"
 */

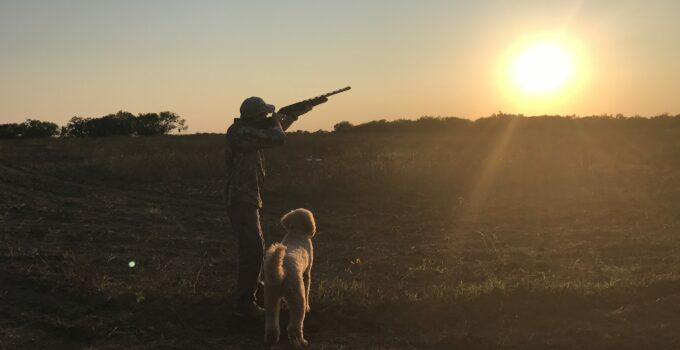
xmin=271 ymin=112 xmax=285 ymax=128
xmin=273 ymin=111 xmax=303 ymax=132
xmin=272 ymin=104 xmax=312 ymax=131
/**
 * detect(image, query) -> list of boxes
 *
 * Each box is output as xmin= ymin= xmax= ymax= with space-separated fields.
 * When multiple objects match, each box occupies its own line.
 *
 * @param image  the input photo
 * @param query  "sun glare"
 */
xmin=497 ymin=34 xmax=589 ymax=113
xmin=512 ymin=42 xmax=574 ymax=95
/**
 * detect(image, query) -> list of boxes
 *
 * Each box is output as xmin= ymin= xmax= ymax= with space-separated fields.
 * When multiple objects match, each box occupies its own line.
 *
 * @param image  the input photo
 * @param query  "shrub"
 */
xmin=61 ymin=111 xmax=187 ymax=137
xmin=0 ymin=119 xmax=59 ymax=139
xmin=333 ymin=121 xmax=354 ymax=132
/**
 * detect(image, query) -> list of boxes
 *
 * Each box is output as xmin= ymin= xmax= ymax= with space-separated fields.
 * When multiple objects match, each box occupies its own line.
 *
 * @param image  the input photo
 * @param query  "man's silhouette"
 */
xmin=224 ymin=96 xmax=304 ymax=317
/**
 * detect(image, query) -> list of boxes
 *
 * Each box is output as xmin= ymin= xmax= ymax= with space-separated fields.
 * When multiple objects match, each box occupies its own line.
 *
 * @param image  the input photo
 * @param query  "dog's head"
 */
xmin=280 ymin=208 xmax=316 ymax=238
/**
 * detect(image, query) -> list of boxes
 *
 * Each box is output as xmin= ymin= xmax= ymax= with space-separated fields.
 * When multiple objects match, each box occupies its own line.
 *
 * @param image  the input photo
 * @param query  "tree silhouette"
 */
xmin=61 ymin=111 xmax=187 ymax=137
xmin=0 ymin=123 xmax=20 ymax=139
xmin=333 ymin=121 xmax=354 ymax=132
xmin=0 ymin=119 xmax=58 ymax=139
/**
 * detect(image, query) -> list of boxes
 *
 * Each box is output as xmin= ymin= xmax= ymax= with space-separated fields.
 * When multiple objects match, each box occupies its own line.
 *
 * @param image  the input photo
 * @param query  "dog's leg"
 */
xmin=264 ymin=285 xmax=281 ymax=347
xmin=285 ymin=276 xmax=308 ymax=349
xmin=303 ymin=267 xmax=311 ymax=313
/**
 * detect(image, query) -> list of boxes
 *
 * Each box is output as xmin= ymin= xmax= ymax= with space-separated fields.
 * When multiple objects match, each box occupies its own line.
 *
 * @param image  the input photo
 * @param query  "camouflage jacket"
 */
xmin=224 ymin=118 xmax=286 ymax=208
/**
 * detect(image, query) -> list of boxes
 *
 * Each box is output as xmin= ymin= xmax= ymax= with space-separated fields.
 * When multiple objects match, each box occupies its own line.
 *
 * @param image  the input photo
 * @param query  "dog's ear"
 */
xmin=281 ymin=208 xmax=316 ymax=237
xmin=302 ymin=209 xmax=316 ymax=237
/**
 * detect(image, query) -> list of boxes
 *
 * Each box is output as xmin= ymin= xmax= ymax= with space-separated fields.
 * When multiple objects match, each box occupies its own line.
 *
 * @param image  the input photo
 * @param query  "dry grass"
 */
xmin=1 ymin=116 xmax=680 ymax=348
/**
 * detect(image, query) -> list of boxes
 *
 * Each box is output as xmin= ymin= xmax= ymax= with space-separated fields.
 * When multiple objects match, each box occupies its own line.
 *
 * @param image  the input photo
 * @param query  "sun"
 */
xmin=497 ymin=34 xmax=589 ymax=112
xmin=512 ymin=42 xmax=574 ymax=95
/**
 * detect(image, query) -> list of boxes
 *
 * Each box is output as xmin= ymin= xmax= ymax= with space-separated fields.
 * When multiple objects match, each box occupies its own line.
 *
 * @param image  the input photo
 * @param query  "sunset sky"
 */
xmin=1 ymin=0 xmax=679 ymax=132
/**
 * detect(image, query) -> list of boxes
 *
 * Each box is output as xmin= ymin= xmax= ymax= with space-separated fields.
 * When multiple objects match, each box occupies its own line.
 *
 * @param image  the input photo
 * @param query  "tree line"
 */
xmin=0 ymin=111 xmax=187 ymax=139
xmin=4 ymin=112 xmax=680 ymax=139
xmin=333 ymin=113 xmax=680 ymax=133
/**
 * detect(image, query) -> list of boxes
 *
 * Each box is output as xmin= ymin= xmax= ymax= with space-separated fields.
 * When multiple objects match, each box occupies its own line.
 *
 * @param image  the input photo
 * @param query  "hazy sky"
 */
xmin=1 ymin=0 xmax=679 ymax=132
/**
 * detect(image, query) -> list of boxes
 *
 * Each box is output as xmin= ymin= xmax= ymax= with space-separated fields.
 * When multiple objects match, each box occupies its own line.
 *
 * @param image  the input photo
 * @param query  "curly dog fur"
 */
xmin=263 ymin=208 xmax=316 ymax=349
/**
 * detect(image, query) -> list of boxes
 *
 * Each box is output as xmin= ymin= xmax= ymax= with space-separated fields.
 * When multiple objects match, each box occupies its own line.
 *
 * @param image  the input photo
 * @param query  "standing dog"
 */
xmin=263 ymin=208 xmax=316 ymax=349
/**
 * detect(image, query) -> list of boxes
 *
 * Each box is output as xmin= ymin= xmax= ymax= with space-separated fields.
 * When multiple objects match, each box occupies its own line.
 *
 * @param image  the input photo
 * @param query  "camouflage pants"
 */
xmin=226 ymin=202 xmax=264 ymax=306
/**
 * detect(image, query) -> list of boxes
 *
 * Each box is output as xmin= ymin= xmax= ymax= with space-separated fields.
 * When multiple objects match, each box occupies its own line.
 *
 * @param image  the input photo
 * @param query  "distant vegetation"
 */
xmin=0 ymin=111 xmax=187 ymax=139
xmin=3 ymin=112 xmax=680 ymax=139
xmin=61 ymin=111 xmax=187 ymax=137
xmin=0 ymin=119 xmax=59 ymax=139
xmin=333 ymin=113 xmax=680 ymax=133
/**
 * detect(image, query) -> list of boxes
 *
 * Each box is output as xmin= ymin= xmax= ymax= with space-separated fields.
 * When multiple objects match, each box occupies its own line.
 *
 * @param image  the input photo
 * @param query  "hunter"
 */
xmin=224 ymin=96 xmax=308 ymax=318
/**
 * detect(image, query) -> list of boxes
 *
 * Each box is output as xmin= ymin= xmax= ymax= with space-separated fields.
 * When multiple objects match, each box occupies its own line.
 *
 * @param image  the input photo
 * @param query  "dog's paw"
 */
xmin=287 ymin=329 xmax=309 ymax=349
xmin=264 ymin=345 xmax=286 ymax=350
xmin=306 ymin=304 xmax=310 ymax=313
xmin=264 ymin=328 xmax=280 ymax=347
xmin=290 ymin=337 xmax=309 ymax=349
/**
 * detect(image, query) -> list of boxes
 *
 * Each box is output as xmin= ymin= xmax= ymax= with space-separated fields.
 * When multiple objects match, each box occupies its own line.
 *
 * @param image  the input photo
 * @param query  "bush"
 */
xmin=333 ymin=121 xmax=354 ymax=132
xmin=20 ymin=119 xmax=60 ymax=138
xmin=61 ymin=111 xmax=187 ymax=137
xmin=345 ymin=116 xmax=471 ymax=133
xmin=0 ymin=123 xmax=20 ymax=139
xmin=0 ymin=119 xmax=59 ymax=139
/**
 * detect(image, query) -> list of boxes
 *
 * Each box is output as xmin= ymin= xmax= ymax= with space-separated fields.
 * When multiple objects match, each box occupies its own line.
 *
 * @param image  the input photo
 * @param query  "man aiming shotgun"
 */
xmin=224 ymin=87 xmax=350 ymax=317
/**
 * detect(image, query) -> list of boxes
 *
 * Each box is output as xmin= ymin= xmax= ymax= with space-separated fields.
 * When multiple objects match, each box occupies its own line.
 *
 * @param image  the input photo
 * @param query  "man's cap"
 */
xmin=240 ymin=97 xmax=275 ymax=119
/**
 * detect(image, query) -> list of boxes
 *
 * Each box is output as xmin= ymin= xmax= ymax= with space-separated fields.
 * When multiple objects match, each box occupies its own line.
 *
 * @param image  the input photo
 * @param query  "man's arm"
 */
xmin=278 ymin=105 xmax=312 ymax=131
xmin=279 ymin=114 xmax=296 ymax=131
xmin=229 ymin=120 xmax=285 ymax=151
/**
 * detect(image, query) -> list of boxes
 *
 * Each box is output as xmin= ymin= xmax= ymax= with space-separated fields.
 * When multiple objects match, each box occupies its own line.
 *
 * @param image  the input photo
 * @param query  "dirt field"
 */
xmin=2 ymin=117 xmax=680 ymax=349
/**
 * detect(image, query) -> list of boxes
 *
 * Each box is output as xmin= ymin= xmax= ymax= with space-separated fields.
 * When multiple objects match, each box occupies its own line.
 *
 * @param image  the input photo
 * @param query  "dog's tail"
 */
xmin=264 ymin=243 xmax=286 ymax=285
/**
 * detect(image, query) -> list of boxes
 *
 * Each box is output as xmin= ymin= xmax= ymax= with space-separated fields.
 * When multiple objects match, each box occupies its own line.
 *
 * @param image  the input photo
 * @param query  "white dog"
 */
xmin=263 ymin=208 xmax=316 ymax=349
